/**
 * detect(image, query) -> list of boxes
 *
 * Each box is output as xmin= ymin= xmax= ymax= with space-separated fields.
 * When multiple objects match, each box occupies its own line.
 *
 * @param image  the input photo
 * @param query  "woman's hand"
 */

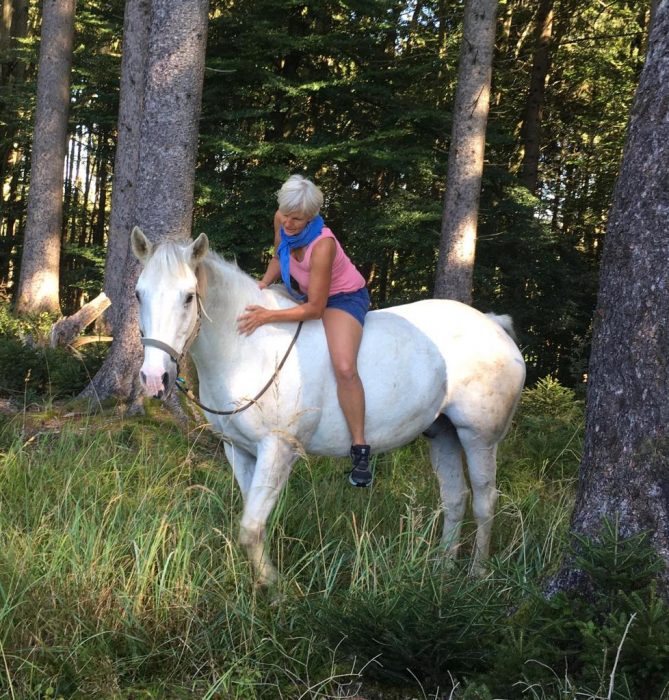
xmin=237 ymin=305 xmax=271 ymax=335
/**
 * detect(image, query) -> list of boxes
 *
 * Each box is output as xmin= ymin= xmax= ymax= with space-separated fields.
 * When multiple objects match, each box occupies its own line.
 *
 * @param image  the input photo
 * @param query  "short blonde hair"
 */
xmin=277 ymin=175 xmax=323 ymax=218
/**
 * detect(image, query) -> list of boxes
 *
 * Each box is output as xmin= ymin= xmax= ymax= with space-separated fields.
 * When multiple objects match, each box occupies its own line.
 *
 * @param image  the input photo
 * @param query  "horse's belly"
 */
xmin=306 ymin=315 xmax=447 ymax=456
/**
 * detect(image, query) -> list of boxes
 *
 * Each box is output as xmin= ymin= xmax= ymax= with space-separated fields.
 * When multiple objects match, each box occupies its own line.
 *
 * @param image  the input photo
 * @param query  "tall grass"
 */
xmin=0 ymin=381 xmax=667 ymax=699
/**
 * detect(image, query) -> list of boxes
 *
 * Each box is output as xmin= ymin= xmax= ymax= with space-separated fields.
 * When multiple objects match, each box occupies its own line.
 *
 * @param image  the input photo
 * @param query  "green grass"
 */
xmin=0 ymin=382 xmax=667 ymax=699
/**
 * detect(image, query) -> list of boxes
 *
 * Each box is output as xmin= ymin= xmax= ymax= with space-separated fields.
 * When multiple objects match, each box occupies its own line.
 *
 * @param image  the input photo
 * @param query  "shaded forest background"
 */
xmin=0 ymin=0 xmax=649 ymax=385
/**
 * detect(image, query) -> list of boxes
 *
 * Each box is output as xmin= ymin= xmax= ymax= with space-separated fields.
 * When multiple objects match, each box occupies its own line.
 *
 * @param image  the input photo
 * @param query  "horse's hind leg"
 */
xmin=239 ymin=435 xmax=298 ymax=585
xmin=457 ymin=427 xmax=499 ymax=575
xmin=426 ymin=415 xmax=469 ymax=557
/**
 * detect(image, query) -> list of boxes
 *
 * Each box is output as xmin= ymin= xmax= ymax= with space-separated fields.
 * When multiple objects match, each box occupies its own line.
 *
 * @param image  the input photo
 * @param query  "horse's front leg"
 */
xmin=224 ymin=442 xmax=256 ymax=503
xmin=238 ymin=434 xmax=298 ymax=585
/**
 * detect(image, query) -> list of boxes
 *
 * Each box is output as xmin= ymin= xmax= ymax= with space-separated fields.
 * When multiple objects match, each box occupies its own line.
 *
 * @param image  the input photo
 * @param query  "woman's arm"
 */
xmin=258 ymin=212 xmax=284 ymax=289
xmin=259 ymin=257 xmax=280 ymax=289
xmin=237 ymin=237 xmax=335 ymax=335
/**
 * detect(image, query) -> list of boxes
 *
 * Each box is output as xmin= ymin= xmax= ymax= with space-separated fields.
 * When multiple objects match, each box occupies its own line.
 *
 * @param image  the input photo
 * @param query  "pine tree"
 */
xmin=550 ymin=0 xmax=669 ymax=596
xmin=434 ymin=0 xmax=498 ymax=304
xmin=15 ymin=0 xmax=76 ymax=315
xmin=83 ymin=0 xmax=209 ymax=403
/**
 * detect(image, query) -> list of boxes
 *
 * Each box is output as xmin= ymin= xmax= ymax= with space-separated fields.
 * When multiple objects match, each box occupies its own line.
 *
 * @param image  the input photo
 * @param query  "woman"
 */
xmin=237 ymin=175 xmax=373 ymax=487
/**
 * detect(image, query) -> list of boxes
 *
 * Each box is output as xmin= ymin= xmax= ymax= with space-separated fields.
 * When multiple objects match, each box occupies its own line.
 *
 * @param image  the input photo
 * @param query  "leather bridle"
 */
xmin=140 ymin=294 xmax=303 ymax=416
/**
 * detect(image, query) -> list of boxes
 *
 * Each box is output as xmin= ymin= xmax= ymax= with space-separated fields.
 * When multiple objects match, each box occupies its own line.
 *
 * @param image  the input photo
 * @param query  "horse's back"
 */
xmin=376 ymin=299 xmax=525 ymax=433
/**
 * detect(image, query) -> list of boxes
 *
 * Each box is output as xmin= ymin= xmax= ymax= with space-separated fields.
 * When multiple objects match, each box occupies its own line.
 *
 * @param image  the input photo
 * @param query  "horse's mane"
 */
xmin=150 ymin=238 xmax=295 ymax=310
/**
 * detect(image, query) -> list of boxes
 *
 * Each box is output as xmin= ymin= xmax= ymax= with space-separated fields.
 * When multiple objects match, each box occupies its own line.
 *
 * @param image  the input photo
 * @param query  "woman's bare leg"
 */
xmin=322 ymin=307 xmax=366 ymax=445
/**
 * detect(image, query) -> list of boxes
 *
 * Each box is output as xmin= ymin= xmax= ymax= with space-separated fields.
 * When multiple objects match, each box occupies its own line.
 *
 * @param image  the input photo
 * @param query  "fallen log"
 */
xmin=50 ymin=292 xmax=111 ymax=349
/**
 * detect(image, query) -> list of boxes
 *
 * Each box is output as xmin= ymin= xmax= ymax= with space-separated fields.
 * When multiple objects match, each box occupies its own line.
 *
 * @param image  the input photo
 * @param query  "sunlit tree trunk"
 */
xmin=434 ymin=0 xmax=498 ymax=304
xmin=82 ymin=0 xmax=209 ymax=404
xmin=15 ymin=0 xmax=76 ymax=315
xmin=550 ymin=1 xmax=669 ymax=597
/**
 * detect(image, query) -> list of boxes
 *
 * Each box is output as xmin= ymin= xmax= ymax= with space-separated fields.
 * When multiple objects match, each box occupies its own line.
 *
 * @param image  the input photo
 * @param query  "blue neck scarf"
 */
xmin=276 ymin=214 xmax=324 ymax=300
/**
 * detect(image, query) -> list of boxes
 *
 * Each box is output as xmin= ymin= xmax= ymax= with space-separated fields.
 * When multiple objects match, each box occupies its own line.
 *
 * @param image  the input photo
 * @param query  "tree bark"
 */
xmin=433 ymin=0 xmax=498 ymax=304
xmin=650 ymin=0 xmax=660 ymax=30
xmin=549 ymin=2 xmax=669 ymax=596
xmin=82 ymin=0 xmax=209 ymax=404
xmin=14 ymin=0 xmax=76 ymax=316
xmin=519 ymin=0 xmax=553 ymax=193
xmin=103 ymin=0 xmax=151 ymax=333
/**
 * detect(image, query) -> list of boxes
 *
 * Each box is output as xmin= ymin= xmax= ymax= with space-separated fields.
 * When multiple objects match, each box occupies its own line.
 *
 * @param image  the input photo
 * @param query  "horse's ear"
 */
xmin=191 ymin=232 xmax=209 ymax=265
xmin=131 ymin=226 xmax=153 ymax=263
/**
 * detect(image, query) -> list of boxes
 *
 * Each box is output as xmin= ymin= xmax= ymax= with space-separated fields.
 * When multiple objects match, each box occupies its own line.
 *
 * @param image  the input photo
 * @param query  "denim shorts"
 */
xmin=326 ymin=286 xmax=370 ymax=326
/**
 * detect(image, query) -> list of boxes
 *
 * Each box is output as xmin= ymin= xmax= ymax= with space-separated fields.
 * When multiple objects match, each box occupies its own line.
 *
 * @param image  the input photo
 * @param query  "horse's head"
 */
xmin=132 ymin=226 xmax=209 ymax=398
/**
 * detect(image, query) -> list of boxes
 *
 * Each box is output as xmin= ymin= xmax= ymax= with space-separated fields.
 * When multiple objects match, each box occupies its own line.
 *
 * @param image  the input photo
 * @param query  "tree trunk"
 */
xmin=14 ymin=0 xmax=76 ymax=316
xmin=650 ymin=0 xmax=660 ymax=30
xmin=549 ymin=2 xmax=669 ymax=597
xmin=134 ymin=0 xmax=208 ymax=240
xmin=1 ymin=0 xmax=29 ymax=227
xmin=519 ymin=0 xmax=553 ymax=193
xmin=102 ymin=0 xmax=151 ymax=333
xmin=1 ymin=0 xmax=11 ymax=75
xmin=82 ymin=0 xmax=209 ymax=404
xmin=8 ymin=0 xmax=26 ymax=83
xmin=63 ymin=127 xmax=78 ymax=241
xmin=79 ymin=129 xmax=94 ymax=246
xmin=434 ymin=0 xmax=498 ymax=304
xmin=93 ymin=139 xmax=108 ymax=247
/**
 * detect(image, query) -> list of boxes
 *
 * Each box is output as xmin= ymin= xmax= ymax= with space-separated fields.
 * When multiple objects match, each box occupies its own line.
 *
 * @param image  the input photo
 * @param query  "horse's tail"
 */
xmin=486 ymin=313 xmax=518 ymax=343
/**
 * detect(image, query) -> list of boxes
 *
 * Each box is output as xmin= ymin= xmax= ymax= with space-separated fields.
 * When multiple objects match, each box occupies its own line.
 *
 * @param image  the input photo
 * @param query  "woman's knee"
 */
xmin=332 ymin=361 xmax=359 ymax=383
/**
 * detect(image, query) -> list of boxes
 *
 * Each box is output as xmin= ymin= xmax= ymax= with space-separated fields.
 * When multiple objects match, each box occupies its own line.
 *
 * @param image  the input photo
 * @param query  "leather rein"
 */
xmin=141 ymin=294 xmax=303 ymax=416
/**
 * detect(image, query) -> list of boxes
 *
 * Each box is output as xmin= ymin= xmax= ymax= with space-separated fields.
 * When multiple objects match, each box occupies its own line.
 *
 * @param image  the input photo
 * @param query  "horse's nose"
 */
xmin=139 ymin=367 xmax=170 ymax=398
xmin=150 ymin=373 xmax=170 ymax=400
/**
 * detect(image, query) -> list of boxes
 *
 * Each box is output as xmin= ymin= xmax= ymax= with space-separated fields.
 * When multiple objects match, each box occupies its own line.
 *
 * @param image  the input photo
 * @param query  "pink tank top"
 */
xmin=289 ymin=227 xmax=366 ymax=296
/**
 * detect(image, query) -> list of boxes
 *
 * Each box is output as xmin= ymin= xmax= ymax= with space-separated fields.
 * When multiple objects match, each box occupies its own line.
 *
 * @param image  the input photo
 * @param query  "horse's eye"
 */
xmin=135 ymin=290 xmax=141 ymax=302
xmin=184 ymin=293 xmax=194 ymax=305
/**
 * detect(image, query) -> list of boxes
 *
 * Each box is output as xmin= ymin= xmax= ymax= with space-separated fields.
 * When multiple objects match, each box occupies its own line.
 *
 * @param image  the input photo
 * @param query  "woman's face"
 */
xmin=280 ymin=210 xmax=310 ymax=236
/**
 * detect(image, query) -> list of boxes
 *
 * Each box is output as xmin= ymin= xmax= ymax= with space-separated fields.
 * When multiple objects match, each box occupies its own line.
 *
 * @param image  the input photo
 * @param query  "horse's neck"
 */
xmin=194 ymin=257 xmax=287 ymax=365
xmin=201 ymin=257 xmax=261 ymax=326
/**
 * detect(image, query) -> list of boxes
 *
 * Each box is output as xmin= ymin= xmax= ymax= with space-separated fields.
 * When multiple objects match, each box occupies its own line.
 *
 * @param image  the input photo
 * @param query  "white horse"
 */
xmin=132 ymin=227 xmax=526 ymax=583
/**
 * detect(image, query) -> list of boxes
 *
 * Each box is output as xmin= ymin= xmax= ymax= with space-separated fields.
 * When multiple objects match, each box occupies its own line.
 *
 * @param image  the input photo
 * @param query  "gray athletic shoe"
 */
xmin=349 ymin=444 xmax=373 ymax=487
